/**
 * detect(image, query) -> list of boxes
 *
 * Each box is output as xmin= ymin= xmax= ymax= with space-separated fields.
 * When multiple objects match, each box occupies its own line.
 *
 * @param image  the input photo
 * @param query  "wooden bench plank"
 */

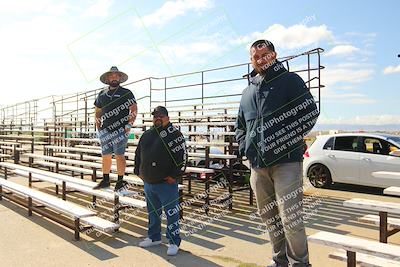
xmin=55 ymin=153 xmax=135 ymax=165
xmin=14 ymin=169 xmax=62 ymax=185
xmin=343 ymin=198 xmax=400 ymax=215
xmin=34 ymin=151 xmax=214 ymax=174
xmin=359 ymin=214 xmax=400 ymax=231
xmin=50 ymin=145 xmax=237 ymax=160
xmin=1 ymin=175 xmax=120 ymax=233
xmin=0 ymin=179 xmax=95 ymax=218
xmin=308 ymin=231 xmax=400 ymax=261
xmin=71 ymin=145 xmax=237 ymax=159
xmin=384 ymin=186 xmax=400 ymax=197
xmin=81 ymin=216 xmax=119 ymax=232
xmin=0 ymin=141 xmax=20 ymax=145
xmin=23 ymin=153 xmax=135 ymax=173
xmin=329 ymin=249 xmax=400 ymax=267
xmin=1 ymin=162 xmax=96 ymax=187
xmin=12 ymin=166 xmax=146 ymax=209
xmin=66 ymin=138 xmax=238 ymax=147
xmin=34 ymin=160 xmax=185 ymax=190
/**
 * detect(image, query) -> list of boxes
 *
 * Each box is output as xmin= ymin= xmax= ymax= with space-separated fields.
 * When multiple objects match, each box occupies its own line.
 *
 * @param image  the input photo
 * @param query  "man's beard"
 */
xmin=153 ymin=119 xmax=162 ymax=127
xmin=109 ymin=80 xmax=120 ymax=88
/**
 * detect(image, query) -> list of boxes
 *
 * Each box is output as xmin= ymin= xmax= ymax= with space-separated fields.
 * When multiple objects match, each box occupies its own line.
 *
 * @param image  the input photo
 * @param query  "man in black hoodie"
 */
xmin=235 ymin=40 xmax=319 ymax=267
xmin=134 ymin=106 xmax=187 ymax=256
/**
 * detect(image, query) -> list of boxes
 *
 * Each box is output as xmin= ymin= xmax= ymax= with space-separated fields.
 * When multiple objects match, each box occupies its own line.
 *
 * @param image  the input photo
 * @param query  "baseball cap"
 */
xmin=151 ymin=106 xmax=169 ymax=116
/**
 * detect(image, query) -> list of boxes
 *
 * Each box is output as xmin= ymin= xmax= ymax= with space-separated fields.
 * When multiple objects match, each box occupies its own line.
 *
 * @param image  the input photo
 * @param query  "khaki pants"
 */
xmin=250 ymin=162 xmax=311 ymax=267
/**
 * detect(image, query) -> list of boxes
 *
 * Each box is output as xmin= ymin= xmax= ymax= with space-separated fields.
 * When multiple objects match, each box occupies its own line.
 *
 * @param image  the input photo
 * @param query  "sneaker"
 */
xmin=114 ymin=180 xmax=128 ymax=191
xmin=167 ymin=244 xmax=179 ymax=256
xmin=138 ymin=238 xmax=162 ymax=248
xmin=93 ymin=179 xmax=110 ymax=189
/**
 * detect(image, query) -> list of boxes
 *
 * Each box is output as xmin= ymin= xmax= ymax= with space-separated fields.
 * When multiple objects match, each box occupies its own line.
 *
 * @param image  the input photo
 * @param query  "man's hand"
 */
xmin=96 ymin=122 xmax=101 ymax=131
xmin=95 ymin=107 xmax=102 ymax=130
xmin=125 ymin=124 xmax=132 ymax=135
xmin=165 ymin=176 xmax=176 ymax=184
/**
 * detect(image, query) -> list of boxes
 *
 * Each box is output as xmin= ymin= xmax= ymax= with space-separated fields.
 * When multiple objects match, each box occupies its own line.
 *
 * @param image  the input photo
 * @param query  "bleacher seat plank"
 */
xmin=0 ymin=178 xmax=95 ymax=218
xmin=383 ymin=186 xmax=400 ymax=197
xmin=1 ymin=162 xmax=96 ymax=187
xmin=34 ymin=160 xmax=185 ymax=190
xmin=80 ymin=216 xmax=119 ymax=232
xmin=329 ymin=249 xmax=400 ymax=267
xmin=66 ymin=138 xmax=238 ymax=147
xmin=22 ymin=153 xmax=135 ymax=173
xmin=11 ymin=166 xmax=146 ymax=209
xmin=65 ymin=145 xmax=236 ymax=159
xmin=33 ymin=151 xmax=213 ymax=175
xmin=343 ymin=198 xmax=400 ymax=214
xmin=55 ymin=153 xmax=135 ymax=165
xmin=359 ymin=214 xmax=400 ymax=231
xmin=308 ymin=231 xmax=400 ymax=261
xmin=0 ymin=141 xmax=20 ymax=145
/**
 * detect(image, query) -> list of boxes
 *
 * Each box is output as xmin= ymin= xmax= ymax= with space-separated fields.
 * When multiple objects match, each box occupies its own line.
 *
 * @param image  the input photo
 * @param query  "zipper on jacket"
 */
xmin=256 ymin=86 xmax=262 ymax=167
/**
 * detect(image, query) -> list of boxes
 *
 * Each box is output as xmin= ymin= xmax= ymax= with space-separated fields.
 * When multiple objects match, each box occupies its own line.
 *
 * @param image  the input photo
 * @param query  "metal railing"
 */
xmin=0 ymin=48 xmax=324 ymax=130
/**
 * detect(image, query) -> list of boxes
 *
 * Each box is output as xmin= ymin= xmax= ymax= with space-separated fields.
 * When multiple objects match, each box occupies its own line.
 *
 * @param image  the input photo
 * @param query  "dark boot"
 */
xmin=114 ymin=175 xmax=128 ymax=191
xmin=93 ymin=174 xmax=110 ymax=189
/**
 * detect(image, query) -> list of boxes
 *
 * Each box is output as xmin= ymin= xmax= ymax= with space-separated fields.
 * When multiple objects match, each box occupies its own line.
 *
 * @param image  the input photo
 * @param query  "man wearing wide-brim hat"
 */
xmin=93 ymin=66 xmax=137 ymax=191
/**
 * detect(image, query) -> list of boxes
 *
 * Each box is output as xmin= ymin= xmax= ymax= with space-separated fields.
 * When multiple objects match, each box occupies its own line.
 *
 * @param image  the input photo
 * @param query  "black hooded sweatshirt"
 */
xmin=134 ymin=122 xmax=187 ymax=184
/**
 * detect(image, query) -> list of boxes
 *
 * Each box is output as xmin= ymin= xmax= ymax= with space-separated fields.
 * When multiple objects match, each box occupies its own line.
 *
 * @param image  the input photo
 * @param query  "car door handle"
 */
xmin=361 ymin=157 xmax=371 ymax=161
xmin=328 ymin=154 xmax=335 ymax=159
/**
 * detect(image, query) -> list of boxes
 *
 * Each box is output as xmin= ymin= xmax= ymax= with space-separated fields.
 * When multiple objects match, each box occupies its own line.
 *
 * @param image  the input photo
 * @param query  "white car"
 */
xmin=303 ymin=133 xmax=400 ymax=188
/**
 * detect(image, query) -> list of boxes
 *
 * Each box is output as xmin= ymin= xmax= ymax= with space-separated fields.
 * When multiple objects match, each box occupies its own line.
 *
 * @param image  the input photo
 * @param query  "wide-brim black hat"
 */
xmin=100 ymin=66 xmax=128 ymax=85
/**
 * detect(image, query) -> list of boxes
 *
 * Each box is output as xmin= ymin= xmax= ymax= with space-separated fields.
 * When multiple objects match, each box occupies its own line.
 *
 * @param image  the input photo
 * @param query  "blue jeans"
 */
xmin=97 ymin=128 xmax=128 ymax=155
xmin=144 ymin=182 xmax=181 ymax=246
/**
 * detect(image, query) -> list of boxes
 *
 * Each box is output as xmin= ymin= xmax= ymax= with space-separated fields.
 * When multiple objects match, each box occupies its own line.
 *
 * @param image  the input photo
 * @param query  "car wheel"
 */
xmin=307 ymin=164 xmax=332 ymax=188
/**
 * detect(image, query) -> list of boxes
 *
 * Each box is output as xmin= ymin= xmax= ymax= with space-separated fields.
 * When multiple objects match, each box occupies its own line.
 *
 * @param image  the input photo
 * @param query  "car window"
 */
xmin=362 ymin=137 xmax=397 ymax=156
xmin=323 ymin=137 xmax=334 ymax=150
xmin=333 ymin=136 xmax=358 ymax=152
xmin=387 ymin=136 xmax=400 ymax=144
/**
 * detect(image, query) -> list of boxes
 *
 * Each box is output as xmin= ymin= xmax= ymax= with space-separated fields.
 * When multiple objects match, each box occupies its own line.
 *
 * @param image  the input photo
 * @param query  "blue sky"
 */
xmin=0 ymin=0 xmax=399 ymax=126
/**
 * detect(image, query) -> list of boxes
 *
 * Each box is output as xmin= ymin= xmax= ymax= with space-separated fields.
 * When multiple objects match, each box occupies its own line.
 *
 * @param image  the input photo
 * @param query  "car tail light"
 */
xmin=304 ymin=149 xmax=310 ymax=158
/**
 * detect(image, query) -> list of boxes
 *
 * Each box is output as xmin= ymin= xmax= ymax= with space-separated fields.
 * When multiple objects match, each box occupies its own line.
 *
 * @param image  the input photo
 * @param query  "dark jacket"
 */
xmin=235 ymin=61 xmax=319 ymax=168
xmin=134 ymin=122 xmax=188 ymax=184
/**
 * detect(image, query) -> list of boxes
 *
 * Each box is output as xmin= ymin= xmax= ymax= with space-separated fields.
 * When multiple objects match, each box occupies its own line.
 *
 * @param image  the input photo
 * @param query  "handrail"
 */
xmin=1 ymin=47 xmax=324 ymax=127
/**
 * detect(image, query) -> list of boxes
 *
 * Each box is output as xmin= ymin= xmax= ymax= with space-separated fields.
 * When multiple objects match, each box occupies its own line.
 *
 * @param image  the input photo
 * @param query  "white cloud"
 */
xmin=81 ymin=0 xmax=114 ymax=18
xmin=318 ymin=115 xmax=400 ymax=125
xmin=325 ymin=45 xmax=360 ymax=57
xmin=134 ymin=0 xmax=213 ymax=28
xmin=158 ymin=42 xmax=221 ymax=65
xmin=323 ymin=67 xmax=374 ymax=86
xmin=313 ymin=64 xmax=375 ymax=105
xmin=234 ymin=24 xmax=333 ymax=50
xmin=383 ymin=65 xmax=400 ymax=75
